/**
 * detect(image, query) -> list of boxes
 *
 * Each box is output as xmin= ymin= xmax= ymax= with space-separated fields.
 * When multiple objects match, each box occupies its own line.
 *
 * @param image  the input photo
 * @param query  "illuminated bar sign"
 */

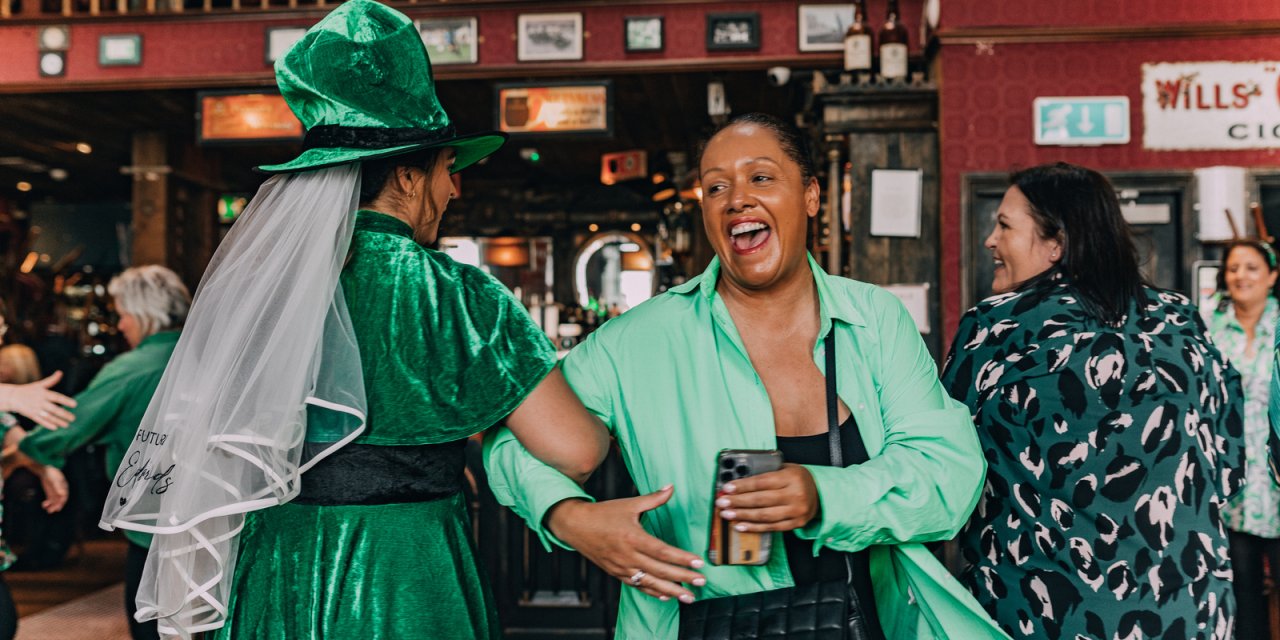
xmin=496 ymin=81 xmax=612 ymax=135
xmin=198 ymin=91 xmax=303 ymax=144
xmin=1143 ymin=61 xmax=1280 ymax=150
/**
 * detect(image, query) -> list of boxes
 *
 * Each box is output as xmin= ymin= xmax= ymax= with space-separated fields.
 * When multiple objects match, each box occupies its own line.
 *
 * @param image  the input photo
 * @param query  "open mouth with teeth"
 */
xmin=729 ymin=220 xmax=772 ymax=254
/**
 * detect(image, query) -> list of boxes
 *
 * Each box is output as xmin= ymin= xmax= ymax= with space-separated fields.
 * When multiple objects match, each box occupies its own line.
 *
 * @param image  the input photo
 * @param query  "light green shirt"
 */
xmin=483 ymin=256 xmax=1008 ymax=639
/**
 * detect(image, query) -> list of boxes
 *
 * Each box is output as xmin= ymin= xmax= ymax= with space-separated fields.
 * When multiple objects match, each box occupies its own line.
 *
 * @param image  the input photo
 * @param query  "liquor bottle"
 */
xmin=878 ymin=0 xmax=909 ymax=82
xmin=842 ymin=0 xmax=873 ymax=76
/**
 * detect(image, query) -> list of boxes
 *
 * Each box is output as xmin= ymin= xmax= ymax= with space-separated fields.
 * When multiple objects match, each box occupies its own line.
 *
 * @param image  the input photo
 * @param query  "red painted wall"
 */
xmin=0 ymin=1 xmax=936 ymax=85
xmin=944 ymin=0 xmax=1280 ymax=29
xmin=937 ymin=9 xmax=1280 ymax=344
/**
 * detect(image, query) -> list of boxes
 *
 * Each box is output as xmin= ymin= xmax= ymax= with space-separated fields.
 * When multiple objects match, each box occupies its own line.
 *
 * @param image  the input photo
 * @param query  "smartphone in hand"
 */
xmin=706 ymin=449 xmax=783 ymax=566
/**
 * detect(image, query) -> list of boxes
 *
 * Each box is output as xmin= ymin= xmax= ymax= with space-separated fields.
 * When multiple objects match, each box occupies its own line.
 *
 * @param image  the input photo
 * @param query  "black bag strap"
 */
xmin=825 ymin=331 xmax=843 ymax=468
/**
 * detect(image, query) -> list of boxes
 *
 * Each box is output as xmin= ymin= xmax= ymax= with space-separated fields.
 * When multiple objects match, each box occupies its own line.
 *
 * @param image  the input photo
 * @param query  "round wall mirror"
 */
xmin=573 ymin=231 xmax=655 ymax=313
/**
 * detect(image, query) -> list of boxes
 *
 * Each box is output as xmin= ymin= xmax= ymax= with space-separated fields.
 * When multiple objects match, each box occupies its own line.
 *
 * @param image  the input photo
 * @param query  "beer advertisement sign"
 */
xmin=1143 ymin=61 xmax=1280 ymax=150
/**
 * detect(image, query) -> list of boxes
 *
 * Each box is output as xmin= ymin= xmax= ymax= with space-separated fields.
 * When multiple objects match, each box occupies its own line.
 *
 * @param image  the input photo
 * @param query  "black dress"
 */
xmin=777 ymin=415 xmax=886 ymax=640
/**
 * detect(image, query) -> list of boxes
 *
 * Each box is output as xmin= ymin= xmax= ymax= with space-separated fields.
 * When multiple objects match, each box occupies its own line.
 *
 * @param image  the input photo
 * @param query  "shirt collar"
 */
xmin=355 ymin=209 xmax=414 ymax=240
xmin=139 ymin=330 xmax=180 ymax=348
xmin=670 ymin=254 xmax=866 ymax=328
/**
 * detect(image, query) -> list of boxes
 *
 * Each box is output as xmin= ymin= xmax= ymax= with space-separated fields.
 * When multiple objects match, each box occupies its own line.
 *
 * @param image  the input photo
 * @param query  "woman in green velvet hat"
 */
xmin=99 ymin=1 xmax=609 ymax=637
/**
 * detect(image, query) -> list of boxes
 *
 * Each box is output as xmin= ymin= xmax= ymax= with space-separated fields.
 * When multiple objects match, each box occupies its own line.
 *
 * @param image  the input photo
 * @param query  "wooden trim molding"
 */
xmin=0 ymin=53 xmax=841 ymax=94
xmin=939 ymin=22 xmax=1280 ymax=46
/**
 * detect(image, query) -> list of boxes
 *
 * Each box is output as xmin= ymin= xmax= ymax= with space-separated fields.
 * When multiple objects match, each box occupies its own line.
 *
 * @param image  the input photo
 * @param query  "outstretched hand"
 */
xmin=37 ymin=465 xmax=68 ymax=513
xmin=0 ymin=372 xmax=76 ymax=430
xmin=547 ymin=485 xmax=706 ymax=603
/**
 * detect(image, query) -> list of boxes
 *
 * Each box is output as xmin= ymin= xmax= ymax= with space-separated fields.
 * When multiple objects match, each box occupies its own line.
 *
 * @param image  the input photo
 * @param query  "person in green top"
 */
xmin=484 ymin=113 xmax=1006 ymax=639
xmin=97 ymin=1 xmax=608 ymax=637
xmin=9 ymin=265 xmax=188 ymax=640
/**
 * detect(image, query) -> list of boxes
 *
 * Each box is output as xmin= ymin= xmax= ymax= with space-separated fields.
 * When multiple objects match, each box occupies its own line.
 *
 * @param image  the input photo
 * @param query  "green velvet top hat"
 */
xmin=258 ymin=0 xmax=505 ymax=174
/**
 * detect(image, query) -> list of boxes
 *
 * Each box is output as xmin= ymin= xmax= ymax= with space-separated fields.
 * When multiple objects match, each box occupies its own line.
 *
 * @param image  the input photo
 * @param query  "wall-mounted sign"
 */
xmin=1033 ymin=97 xmax=1130 ymax=146
xmin=99 ymin=34 xmax=142 ymax=66
xmin=197 ymin=92 xmax=302 ymax=144
xmin=496 ymin=82 xmax=612 ymax=135
xmin=600 ymin=150 xmax=646 ymax=185
xmin=1143 ymin=61 xmax=1280 ymax=150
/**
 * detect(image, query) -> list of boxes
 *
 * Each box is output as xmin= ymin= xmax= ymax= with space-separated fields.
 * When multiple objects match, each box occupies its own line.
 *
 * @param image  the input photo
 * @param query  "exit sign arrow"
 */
xmin=1034 ymin=97 xmax=1130 ymax=146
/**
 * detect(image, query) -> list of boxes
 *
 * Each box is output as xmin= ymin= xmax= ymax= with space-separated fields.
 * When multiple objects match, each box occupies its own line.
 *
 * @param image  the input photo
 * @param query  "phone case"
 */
xmin=706 ymin=449 xmax=784 ymax=566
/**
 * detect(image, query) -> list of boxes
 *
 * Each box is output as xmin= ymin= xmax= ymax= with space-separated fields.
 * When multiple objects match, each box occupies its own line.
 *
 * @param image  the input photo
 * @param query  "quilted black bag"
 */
xmin=677 ymin=333 xmax=875 ymax=640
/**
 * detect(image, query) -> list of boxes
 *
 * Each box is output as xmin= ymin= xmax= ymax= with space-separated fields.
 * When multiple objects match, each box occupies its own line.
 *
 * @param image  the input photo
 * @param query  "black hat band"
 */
xmin=303 ymin=124 xmax=458 ymax=150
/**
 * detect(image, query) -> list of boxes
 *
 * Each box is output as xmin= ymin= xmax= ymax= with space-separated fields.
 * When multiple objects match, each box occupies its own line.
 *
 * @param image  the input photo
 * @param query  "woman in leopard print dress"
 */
xmin=942 ymin=162 xmax=1245 ymax=639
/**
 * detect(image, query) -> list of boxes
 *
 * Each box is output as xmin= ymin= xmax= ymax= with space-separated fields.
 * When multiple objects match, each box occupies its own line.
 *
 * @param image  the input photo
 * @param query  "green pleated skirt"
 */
xmin=213 ymin=493 xmax=499 ymax=640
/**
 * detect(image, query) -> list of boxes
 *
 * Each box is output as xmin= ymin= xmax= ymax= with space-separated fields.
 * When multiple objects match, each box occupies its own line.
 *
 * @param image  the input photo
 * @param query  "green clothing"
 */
xmin=1209 ymin=297 xmax=1280 ymax=538
xmin=215 ymin=209 xmax=556 ymax=639
xmin=484 ymin=255 xmax=1007 ymax=639
xmin=342 ymin=211 xmax=557 ymax=444
xmin=21 ymin=331 xmax=180 ymax=549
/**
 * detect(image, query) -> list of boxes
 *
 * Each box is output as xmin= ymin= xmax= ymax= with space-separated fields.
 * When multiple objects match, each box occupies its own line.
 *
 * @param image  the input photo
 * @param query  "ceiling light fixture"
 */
xmin=16 ymin=181 xmax=32 ymax=192
xmin=75 ymin=142 xmax=92 ymax=154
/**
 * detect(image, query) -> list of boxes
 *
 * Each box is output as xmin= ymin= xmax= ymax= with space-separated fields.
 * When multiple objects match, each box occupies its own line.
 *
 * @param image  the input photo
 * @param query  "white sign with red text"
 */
xmin=1143 ymin=61 xmax=1280 ymax=150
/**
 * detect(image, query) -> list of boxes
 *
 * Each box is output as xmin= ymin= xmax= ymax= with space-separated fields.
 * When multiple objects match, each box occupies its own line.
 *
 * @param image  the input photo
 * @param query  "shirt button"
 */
xmin=826 ymin=537 xmax=835 ymax=543
xmin=857 ymin=404 xmax=865 ymax=410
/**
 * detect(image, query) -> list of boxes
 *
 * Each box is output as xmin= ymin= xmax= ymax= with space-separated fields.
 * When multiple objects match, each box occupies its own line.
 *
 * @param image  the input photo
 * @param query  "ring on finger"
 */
xmin=628 ymin=570 xmax=646 ymax=586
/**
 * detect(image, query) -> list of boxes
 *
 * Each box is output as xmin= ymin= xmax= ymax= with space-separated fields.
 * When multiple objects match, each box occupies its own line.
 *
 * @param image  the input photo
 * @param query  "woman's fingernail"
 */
xmin=690 ymin=559 xmax=704 ymax=569
xmin=723 ymin=483 xmax=736 ymax=493
xmin=693 ymin=578 xmax=707 ymax=587
xmin=679 ymin=594 xmax=695 ymax=604
xmin=715 ymin=497 xmax=730 ymax=508
xmin=734 ymin=523 xmax=748 ymax=532
xmin=659 ymin=595 xmax=670 ymax=602
xmin=721 ymin=510 xmax=736 ymax=520
xmin=661 ymin=484 xmax=674 ymax=492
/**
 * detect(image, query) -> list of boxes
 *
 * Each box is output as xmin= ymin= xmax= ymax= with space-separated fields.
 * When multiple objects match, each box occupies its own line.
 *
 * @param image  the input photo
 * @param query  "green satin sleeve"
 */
xmin=341 ymin=211 xmax=557 ymax=445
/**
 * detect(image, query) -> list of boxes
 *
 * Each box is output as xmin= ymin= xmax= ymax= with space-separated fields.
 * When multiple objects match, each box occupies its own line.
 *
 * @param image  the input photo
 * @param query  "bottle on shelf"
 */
xmin=842 ymin=0 xmax=873 ymax=84
xmin=878 ymin=0 xmax=909 ymax=83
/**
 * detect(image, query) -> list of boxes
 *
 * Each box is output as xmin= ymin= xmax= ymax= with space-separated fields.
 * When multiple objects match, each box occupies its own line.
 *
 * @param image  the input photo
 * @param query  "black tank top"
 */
xmin=776 ymin=415 xmax=886 ymax=640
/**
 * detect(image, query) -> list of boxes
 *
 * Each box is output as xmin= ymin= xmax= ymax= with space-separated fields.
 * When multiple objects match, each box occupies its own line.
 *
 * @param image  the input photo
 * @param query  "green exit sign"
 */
xmin=1034 ymin=97 xmax=1130 ymax=146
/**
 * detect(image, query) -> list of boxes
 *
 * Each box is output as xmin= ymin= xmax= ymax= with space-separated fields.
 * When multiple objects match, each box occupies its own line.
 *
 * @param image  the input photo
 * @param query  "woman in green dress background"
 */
xmin=101 ymin=1 xmax=607 ymax=637
xmin=1204 ymin=238 xmax=1280 ymax=639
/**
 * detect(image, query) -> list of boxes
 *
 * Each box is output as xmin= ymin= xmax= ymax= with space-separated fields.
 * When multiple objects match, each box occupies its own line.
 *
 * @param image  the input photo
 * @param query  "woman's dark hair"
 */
xmin=1011 ymin=162 xmax=1144 ymax=325
xmin=1214 ymin=239 xmax=1280 ymax=311
xmin=357 ymin=147 xmax=447 ymax=205
xmin=697 ymin=113 xmax=816 ymax=183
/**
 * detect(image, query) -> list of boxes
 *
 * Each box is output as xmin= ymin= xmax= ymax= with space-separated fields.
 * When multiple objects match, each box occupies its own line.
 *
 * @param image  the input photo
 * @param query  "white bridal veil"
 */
xmin=100 ymin=164 xmax=367 ymax=637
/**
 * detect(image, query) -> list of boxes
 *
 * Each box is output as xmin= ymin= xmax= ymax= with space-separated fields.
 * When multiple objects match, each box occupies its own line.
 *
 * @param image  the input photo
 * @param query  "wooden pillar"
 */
xmin=130 ymin=131 xmax=169 ymax=267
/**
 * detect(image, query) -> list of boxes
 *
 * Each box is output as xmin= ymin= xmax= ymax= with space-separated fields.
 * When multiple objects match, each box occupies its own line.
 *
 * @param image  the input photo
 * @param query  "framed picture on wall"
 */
xmin=416 ymin=17 xmax=478 ymax=65
xmin=706 ymin=12 xmax=760 ymax=51
xmin=265 ymin=26 xmax=307 ymax=65
xmin=798 ymin=4 xmax=853 ymax=52
xmin=624 ymin=16 xmax=663 ymax=52
xmin=517 ymin=12 xmax=583 ymax=62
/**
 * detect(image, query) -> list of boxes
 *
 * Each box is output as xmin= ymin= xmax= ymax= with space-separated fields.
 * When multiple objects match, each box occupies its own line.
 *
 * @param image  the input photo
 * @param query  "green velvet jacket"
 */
xmin=340 ymin=210 xmax=556 ymax=445
xmin=21 ymin=330 xmax=180 ymax=549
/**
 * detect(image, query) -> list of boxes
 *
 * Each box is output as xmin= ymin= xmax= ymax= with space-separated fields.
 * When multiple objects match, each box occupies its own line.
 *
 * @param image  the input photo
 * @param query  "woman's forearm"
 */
xmin=504 ymin=368 xmax=610 ymax=484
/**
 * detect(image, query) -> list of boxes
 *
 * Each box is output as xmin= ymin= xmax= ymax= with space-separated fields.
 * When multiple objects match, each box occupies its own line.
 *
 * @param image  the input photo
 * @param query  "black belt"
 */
xmin=294 ymin=439 xmax=468 ymax=506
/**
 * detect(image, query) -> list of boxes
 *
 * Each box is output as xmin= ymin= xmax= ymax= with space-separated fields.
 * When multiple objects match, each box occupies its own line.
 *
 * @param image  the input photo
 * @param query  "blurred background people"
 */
xmin=942 ymin=162 xmax=1244 ymax=640
xmin=6 ymin=265 xmax=188 ymax=640
xmin=1205 ymin=238 xmax=1280 ymax=639
xmin=0 ymin=346 xmax=40 ymax=387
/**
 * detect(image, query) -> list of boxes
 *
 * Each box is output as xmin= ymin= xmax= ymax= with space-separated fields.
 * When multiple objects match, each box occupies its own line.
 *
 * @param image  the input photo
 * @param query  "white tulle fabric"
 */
xmin=99 ymin=164 xmax=367 ymax=638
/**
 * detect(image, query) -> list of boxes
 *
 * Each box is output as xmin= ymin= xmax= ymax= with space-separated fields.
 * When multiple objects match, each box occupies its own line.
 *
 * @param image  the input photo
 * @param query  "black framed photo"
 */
xmin=624 ymin=16 xmax=663 ymax=52
xmin=798 ymin=4 xmax=853 ymax=52
xmin=517 ymin=12 xmax=583 ymax=62
xmin=706 ymin=12 xmax=759 ymax=51
xmin=416 ymin=17 xmax=478 ymax=65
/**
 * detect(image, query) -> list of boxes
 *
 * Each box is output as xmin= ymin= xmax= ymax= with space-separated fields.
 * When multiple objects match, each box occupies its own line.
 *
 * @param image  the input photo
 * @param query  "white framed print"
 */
xmin=517 ymin=12 xmax=583 ymax=62
xmin=417 ymin=17 xmax=478 ymax=65
xmin=798 ymin=4 xmax=853 ymax=52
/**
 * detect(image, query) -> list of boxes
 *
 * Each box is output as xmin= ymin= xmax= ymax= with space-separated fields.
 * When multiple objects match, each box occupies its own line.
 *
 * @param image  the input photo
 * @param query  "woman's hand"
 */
xmin=547 ymin=485 xmax=706 ymax=603
xmin=37 ymin=465 xmax=68 ymax=513
xmin=717 ymin=463 xmax=819 ymax=532
xmin=0 ymin=372 xmax=76 ymax=430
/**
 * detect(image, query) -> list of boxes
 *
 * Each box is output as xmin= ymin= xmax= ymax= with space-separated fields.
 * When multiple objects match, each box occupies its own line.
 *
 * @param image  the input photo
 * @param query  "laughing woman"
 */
xmin=484 ymin=113 xmax=1005 ymax=639
xmin=942 ymin=162 xmax=1244 ymax=639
